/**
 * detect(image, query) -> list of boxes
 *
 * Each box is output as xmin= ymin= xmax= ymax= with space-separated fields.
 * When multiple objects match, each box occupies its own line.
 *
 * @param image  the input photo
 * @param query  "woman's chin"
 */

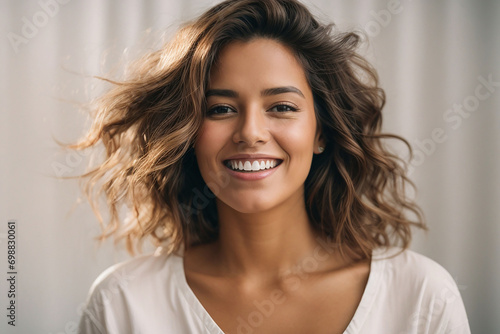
xmin=218 ymin=197 xmax=277 ymax=215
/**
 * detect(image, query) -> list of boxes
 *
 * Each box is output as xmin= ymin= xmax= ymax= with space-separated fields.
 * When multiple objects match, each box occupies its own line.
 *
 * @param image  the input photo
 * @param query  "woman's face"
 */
xmin=194 ymin=38 xmax=323 ymax=214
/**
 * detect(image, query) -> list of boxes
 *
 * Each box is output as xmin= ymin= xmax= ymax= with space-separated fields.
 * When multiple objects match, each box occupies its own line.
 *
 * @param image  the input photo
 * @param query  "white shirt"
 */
xmin=77 ymin=246 xmax=471 ymax=334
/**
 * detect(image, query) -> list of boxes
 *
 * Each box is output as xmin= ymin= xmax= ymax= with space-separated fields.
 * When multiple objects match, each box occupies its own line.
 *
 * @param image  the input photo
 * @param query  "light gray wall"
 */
xmin=0 ymin=0 xmax=498 ymax=333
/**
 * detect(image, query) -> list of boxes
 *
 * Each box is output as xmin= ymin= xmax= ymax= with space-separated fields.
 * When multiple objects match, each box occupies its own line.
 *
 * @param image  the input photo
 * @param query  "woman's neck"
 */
xmin=208 ymin=193 xmax=342 ymax=284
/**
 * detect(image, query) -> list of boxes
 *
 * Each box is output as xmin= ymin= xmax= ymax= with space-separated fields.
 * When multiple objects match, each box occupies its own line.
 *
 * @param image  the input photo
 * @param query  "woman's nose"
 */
xmin=232 ymin=106 xmax=271 ymax=147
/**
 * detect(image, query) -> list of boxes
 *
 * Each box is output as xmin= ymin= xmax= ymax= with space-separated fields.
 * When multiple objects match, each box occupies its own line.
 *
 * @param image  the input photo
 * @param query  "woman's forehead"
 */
xmin=208 ymin=38 xmax=311 ymax=96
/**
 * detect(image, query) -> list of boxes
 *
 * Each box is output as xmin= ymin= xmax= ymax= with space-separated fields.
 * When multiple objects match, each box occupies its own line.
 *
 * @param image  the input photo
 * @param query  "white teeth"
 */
xmin=227 ymin=159 xmax=281 ymax=172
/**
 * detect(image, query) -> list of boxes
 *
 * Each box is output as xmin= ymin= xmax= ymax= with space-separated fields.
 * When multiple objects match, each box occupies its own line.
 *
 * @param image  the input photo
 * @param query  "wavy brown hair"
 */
xmin=69 ymin=0 xmax=427 ymax=260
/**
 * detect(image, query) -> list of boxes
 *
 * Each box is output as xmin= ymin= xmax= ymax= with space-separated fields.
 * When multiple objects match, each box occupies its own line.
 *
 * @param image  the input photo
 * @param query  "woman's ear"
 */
xmin=313 ymin=130 xmax=326 ymax=154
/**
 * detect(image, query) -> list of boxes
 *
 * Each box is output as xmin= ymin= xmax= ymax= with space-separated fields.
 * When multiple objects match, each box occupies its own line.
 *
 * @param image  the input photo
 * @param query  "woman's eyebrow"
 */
xmin=206 ymin=86 xmax=305 ymax=98
xmin=206 ymin=89 xmax=238 ymax=98
xmin=262 ymin=86 xmax=305 ymax=98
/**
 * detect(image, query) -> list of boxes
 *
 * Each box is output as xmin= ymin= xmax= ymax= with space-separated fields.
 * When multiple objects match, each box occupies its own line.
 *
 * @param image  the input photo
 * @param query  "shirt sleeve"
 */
xmin=388 ymin=249 xmax=472 ymax=334
xmin=426 ymin=270 xmax=472 ymax=334
xmin=77 ymin=309 xmax=106 ymax=334
xmin=76 ymin=270 xmax=135 ymax=334
xmin=441 ymin=287 xmax=471 ymax=334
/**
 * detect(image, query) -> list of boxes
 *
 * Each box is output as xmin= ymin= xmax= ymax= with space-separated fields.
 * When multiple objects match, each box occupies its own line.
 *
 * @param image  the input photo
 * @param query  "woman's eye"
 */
xmin=207 ymin=104 xmax=297 ymax=115
xmin=207 ymin=105 xmax=234 ymax=115
xmin=270 ymin=104 xmax=297 ymax=112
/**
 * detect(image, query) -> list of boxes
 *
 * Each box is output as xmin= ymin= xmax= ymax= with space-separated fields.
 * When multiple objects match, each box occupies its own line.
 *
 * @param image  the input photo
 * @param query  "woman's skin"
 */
xmin=188 ymin=38 xmax=371 ymax=333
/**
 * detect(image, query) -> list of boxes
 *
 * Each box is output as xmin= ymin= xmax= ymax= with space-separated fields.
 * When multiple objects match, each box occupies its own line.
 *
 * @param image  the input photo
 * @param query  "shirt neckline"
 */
xmin=171 ymin=246 xmax=386 ymax=334
xmin=342 ymin=247 xmax=386 ymax=333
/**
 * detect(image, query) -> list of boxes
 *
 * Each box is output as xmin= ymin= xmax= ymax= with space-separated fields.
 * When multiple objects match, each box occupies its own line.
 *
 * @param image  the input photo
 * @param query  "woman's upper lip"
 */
xmin=224 ymin=154 xmax=283 ymax=160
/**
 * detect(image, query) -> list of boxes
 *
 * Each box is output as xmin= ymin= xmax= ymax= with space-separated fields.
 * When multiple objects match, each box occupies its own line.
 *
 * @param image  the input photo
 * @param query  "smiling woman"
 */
xmin=72 ymin=0 xmax=471 ymax=333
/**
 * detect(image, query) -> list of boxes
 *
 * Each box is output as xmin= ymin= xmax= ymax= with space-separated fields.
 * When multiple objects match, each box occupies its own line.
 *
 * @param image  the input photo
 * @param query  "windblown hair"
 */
xmin=70 ymin=0 xmax=427 ymax=260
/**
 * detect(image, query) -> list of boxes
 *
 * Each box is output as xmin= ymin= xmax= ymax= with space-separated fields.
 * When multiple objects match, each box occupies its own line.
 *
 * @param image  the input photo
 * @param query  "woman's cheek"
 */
xmin=276 ymin=122 xmax=315 ymax=153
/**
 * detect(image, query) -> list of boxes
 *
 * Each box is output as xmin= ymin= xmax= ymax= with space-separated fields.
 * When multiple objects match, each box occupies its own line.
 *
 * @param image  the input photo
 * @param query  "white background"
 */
xmin=0 ymin=0 xmax=498 ymax=333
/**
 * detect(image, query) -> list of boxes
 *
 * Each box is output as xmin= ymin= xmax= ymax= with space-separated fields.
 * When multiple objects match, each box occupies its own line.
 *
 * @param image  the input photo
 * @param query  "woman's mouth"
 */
xmin=223 ymin=159 xmax=283 ymax=173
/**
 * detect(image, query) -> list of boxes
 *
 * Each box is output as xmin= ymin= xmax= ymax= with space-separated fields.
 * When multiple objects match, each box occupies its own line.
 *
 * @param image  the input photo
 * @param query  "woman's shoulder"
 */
xmin=373 ymin=246 xmax=460 ymax=288
xmin=78 ymin=247 xmax=185 ymax=333
xmin=366 ymin=246 xmax=470 ymax=333
xmin=82 ymin=247 xmax=182 ymax=306
xmin=86 ymin=247 xmax=179 ymax=297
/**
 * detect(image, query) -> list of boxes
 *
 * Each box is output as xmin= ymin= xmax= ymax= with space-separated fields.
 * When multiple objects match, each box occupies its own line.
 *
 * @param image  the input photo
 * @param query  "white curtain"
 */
xmin=0 ymin=0 xmax=498 ymax=332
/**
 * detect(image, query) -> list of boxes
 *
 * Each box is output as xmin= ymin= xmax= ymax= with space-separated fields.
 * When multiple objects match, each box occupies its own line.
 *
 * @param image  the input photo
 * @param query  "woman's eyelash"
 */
xmin=206 ymin=105 xmax=235 ymax=115
xmin=269 ymin=103 xmax=298 ymax=112
xmin=207 ymin=103 xmax=298 ymax=115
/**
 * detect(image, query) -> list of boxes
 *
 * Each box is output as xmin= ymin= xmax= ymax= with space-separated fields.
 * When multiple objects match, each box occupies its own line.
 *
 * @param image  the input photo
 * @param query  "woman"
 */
xmin=76 ymin=0 xmax=471 ymax=333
